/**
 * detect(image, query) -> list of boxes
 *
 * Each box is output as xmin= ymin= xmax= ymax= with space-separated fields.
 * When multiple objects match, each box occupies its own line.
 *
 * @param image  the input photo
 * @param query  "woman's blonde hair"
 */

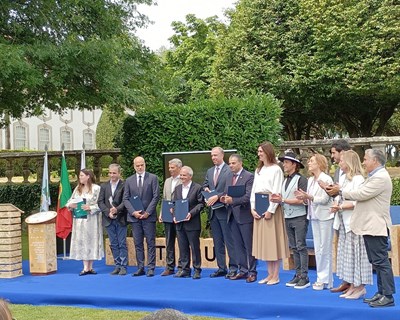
xmin=342 ymin=150 xmax=364 ymax=180
xmin=310 ymin=153 xmax=328 ymax=174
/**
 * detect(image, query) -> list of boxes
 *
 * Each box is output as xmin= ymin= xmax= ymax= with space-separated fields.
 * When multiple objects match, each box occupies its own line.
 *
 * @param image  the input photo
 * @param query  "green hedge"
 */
xmin=119 ymin=93 xmax=283 ymax=178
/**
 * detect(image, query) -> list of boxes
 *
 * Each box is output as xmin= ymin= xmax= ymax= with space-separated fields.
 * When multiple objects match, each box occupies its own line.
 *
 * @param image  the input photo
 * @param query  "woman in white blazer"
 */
xmin=295 ymin=153 xmax=333 ymax=290
xmin=331 ymin=150 xmax=372 ymax=299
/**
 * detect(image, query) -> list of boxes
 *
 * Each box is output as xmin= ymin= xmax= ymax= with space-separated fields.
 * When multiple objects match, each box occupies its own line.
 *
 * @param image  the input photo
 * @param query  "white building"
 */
xmin=0 ymin=109 xmax=102 ymax=151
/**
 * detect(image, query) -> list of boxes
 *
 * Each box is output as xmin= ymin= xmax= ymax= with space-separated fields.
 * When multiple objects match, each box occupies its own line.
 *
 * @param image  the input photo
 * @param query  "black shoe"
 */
xmin=286 ymin=275 xmax=301 ymax=287
xmin=369 ymin=296 xmax=395 ymax=308
xmin=225 ymin=270 xmax=237 ymax=279
xmin=193 ymin=271 xmax=201 ymax=280
xmin=363 ymin=292 xmax=383 ymax=303
xmin=146 ymin=269 xmax=155 ymax=277
xmin=132 ymin=268 xmax=145 ymax=277
xmin=174 ymin=270 xmax=190 ymax=278
xmin=110 ymin=267 xmax=120 ymax=275
xmin=210 ymin=269 xmax=227 ymax=278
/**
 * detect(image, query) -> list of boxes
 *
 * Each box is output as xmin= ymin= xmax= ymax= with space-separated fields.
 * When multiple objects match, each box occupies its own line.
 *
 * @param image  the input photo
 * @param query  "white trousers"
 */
xmin=311 ymin=219 xmax=334 ymax=287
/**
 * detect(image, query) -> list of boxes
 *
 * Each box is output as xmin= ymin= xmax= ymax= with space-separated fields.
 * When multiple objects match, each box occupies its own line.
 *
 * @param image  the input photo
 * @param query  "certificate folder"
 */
xmin=73 ymin=198 xmax=87 ymax=219
xmin=174 ymin=199 xmax=189 ymax=222
xmin=255 ymin=193 xmax=270 ymax=216
xmin=201 ymin=190 xmax=225 ymax=210
xmin=227 ymin=185 xmax=246 ymax=198
xmin=129 ymin=195 xmax=144 ymax=212
xmin=161 ymin=200 xmax=174 ymax=223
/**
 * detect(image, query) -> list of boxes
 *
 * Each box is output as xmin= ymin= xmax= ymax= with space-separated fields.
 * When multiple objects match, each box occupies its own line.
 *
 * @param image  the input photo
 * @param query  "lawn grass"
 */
xmin=9 ymin=304 xmax=236 ymax=320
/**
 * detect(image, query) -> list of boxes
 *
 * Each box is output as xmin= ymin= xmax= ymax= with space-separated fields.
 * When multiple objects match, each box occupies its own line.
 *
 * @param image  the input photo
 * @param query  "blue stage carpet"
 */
xmin=0 ymin=260 xmax=399 ymax=320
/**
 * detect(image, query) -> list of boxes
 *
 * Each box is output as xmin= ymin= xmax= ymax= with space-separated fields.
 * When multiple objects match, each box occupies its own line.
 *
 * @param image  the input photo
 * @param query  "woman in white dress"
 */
xmin=295 ymin=153 xmax=334 ymax=290
xmin=331 ymin=150 xmax=372 ymax=299
xmin=67 ymin=169 xmax=104 ymax=275
xmin=251 ymin=141 xmax=288 ymax=285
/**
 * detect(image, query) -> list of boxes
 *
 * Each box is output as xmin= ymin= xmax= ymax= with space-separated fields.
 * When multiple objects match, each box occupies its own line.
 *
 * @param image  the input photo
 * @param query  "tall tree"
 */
xmin=164 ymin=14 xmax=225 ymax=104
xmin=211 ymin=0 xmax=400 ymax=139
xmin=0 ymin=0 xmax=156 ymax=127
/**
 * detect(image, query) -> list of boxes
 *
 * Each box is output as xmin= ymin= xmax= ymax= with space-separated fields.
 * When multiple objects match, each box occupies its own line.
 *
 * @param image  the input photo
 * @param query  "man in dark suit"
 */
xmin=98 ymin=164 xmax=127 ymax=275
xmin=203 ymin=147 xmax=237 ymax=278
xmin=173 ymin=166 xmax=204 ymax=279
xmin=123 ymin=156 xmax=160 ymax=277
xmin=221 ymin=154 xmax=257 ymax=283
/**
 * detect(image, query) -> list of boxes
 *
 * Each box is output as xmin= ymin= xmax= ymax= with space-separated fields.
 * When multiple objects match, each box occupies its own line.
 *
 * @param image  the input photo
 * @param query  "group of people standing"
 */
xmin=65 ymin=140 xmax=396 ymax=308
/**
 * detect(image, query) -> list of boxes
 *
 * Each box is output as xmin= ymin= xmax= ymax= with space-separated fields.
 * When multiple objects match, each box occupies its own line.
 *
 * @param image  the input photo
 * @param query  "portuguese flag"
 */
xmin=56 ymin=154 xmax=73 ymax=239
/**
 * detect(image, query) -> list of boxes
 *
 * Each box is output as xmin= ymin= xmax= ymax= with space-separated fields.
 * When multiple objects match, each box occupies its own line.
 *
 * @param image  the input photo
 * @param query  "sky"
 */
xmin=136 ymin=0 xmax=236 ymax=51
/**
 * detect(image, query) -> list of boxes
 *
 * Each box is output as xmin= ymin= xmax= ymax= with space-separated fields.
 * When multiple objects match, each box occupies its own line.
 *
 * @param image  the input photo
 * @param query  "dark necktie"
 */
xmin=213 ymin=166 xmax=220 ymax=186
xmin=138 ymin=175 xmax=143 ymax=196
xmin=285 ymin=175 xmax=292 ymax=191
xmin=232 ymin=173 xmax=238 ymax=186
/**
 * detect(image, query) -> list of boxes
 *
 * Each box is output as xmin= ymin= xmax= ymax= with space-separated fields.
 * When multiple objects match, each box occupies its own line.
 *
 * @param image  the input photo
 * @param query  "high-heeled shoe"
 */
xmin=339 ymin=289 xmax=354 ymax=298
xmin=345 ymin=288 xmax=366 ymax=300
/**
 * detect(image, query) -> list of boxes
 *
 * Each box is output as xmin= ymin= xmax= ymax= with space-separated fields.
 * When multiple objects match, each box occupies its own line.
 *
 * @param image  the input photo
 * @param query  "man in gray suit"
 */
xmin=98 ymin=164 xmax=127 ymax=275
xmin=123 ymin=156 xmax=160 ymax=277
xmin=221 ymin=154 xmax=256 ymax=283
xmin=343 ymin=149 xmax=395 ymax=307
xmin=159 ymin=158 xmax=182 ymax=276
xmin=203 ymin=147 xmax=237 ymax=278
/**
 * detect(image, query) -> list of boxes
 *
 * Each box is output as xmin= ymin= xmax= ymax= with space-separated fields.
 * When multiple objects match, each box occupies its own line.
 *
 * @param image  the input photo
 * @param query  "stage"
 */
xmin=0 ymin=259 xmax=399 ymax=320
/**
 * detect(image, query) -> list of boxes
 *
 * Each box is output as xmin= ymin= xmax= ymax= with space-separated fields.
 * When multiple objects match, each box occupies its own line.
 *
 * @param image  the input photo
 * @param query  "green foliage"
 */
xmin=0 ymin=0 xmax=157 ymax=126
xmin=0 ymin=182 xmax=76 ymax=219
xmin=211 ymin=0 xmax=400 ymax=139
xmin=391 ymin=178 xmax=400 ymax=205
xmin=164 ymin=14 xmax=226 ymax=104
xmin=120 ymin=93 xmax=283 ymax=178
xmin=96 ymin=107 xmax=127 ymax=149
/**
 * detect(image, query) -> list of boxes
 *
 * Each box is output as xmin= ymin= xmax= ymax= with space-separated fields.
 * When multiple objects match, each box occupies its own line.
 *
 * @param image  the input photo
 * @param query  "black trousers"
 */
xmin=363 ymin=234 xmax=396 ymax=296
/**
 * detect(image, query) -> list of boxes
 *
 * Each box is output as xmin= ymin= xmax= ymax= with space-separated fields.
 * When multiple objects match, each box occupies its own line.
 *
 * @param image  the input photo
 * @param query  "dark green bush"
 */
xmin=119 ymin=93 xmax=283 ymax=178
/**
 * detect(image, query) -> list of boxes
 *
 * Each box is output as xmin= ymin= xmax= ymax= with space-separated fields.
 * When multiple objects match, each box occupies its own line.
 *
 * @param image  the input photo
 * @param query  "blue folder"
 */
xmin=201 ymin=190 xmax=225 ymax=210
xmin=161 ymin=200 xmax=174 ymax=223
xmin=129 ymin=195 xmax=144 ymax=212
xmin=227 ymin=185 xmax=246 ymax=197
xmin=73 ymin=198 xmax=87 ymax=219
xmin=255 ymin=193 xmax=270 ymax=217
xmin=174 ymin=199 xmax=189 ymax=222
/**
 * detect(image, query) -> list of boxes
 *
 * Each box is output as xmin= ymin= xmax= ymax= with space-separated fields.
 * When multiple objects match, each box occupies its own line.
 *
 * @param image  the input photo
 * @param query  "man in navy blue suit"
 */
xmin=203 ymin=147 xmax=237 ymax=278
xmin=221 ymin=154 xmax=257 ymax=283
xmin=123 ymin=156 xmax=160 ymax=277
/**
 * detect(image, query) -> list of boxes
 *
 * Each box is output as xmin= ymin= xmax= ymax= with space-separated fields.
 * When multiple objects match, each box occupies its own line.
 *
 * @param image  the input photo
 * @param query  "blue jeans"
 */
xmin=106 ymin=220 xmax=128 ymax=268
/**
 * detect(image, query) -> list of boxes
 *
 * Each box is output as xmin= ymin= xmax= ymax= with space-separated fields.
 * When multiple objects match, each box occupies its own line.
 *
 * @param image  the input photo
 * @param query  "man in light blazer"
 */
xmin=98 ymin=164 xmax=127 ymax=275
xmin=221 ymin=154 xmax=256 ymax=283
xmin=203 ymin=147 xmax=237 ymax=278
xmin=343 ymin=149 xmax=395 ymax=308
xmin=173 ymin=166 xmax=204 ymax=279
xmin=123 ymin=156 xmax=160 ymax=277
xmin=159 ymin=158 xmax=182 ymax=276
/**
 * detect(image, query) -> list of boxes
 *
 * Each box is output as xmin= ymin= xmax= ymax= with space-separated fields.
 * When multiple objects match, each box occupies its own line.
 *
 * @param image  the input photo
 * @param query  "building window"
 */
xmin=38 ymin=126 xmax=51 ymax=150
xmin=83 ymin=129 xmax=94 ymax=150
xmin=14 ymin=123 xmax=28 ymax=150
xmin=61 ymin=128 xmax=73 ymax=150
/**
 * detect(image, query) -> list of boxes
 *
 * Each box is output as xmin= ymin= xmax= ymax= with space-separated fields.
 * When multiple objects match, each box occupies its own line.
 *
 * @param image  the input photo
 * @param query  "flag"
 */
xmin=81 ymin=148 xmax=86 ymax=169
xmin=56 ymin=154 xmax=73 ymax=239
xmin=40 ymin=151 xmax=51 ymax=212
